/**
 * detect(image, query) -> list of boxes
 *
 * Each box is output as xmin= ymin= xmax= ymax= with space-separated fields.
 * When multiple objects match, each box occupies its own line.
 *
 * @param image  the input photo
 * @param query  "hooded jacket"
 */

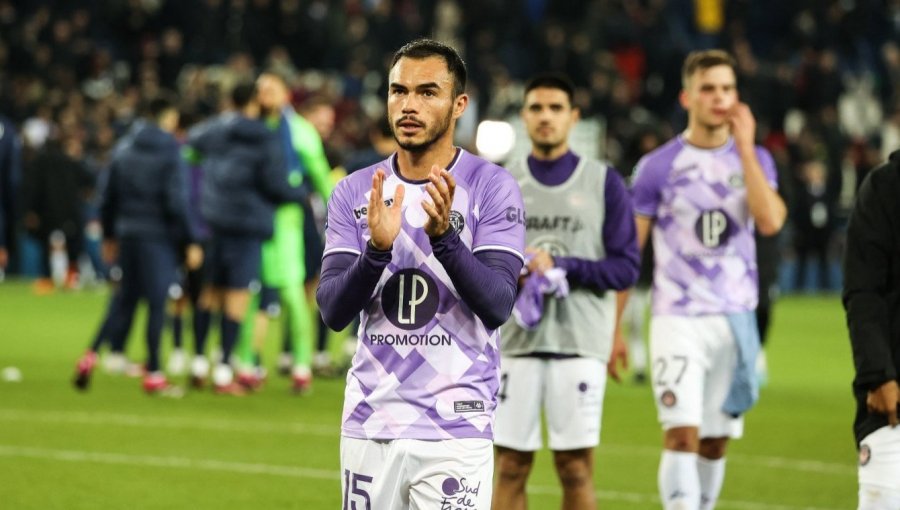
xmin=100 ymin=121 xmax=192 ymax=242
xmin=187 ymin=113 xmax=305 ymax=239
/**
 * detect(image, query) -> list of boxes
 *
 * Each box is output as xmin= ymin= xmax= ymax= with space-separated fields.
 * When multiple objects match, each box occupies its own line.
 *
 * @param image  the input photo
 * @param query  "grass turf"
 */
xmin=0 ymin=281 xmax=856 ymax=509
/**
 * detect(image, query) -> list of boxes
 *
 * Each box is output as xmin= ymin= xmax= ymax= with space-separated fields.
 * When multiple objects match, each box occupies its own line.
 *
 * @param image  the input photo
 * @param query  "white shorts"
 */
xmin=858 ymin=425 xmax=900 ymax=509
xmin=340 ymin=436 xmax=493 ymax=510
xmin=649 ymin=315 xmax=743 ymax=439
xmin=494 ymin=356 xmax=606 ymax=451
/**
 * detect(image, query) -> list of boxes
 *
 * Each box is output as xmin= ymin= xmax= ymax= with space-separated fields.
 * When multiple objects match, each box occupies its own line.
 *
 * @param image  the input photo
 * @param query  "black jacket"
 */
xmin=843 ymin=150 xmax=900 ymax=445
xmin=189 ymin=113 xmax=304 ymax=239
xmin=0 ymin=116 xmax=21 ymax=249
xmin=100 ymin=121 xmax=192 ymax=243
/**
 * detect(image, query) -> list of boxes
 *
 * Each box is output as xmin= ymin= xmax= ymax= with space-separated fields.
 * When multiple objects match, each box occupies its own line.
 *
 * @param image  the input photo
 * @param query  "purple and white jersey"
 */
xmin=631 ymin=135 xmax=778 ymax=316
xmin=324 ymin=148 xmax=526 ymax=441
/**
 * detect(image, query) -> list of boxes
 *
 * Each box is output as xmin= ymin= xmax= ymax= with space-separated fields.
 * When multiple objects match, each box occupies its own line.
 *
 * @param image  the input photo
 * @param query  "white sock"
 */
xmin=629 ymin=334 xmax=647 ymax=373
xmin=698 ymin=456 xmax=726 ymax=509
xmin=659 ymin=450 xmax=700 ymax=509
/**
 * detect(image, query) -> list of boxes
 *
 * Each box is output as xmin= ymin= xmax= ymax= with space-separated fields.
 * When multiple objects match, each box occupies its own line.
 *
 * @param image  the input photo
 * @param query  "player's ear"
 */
xmin=452 ymin=93 xmax=469 ymax=120
xmin=678 ymin=89 xmax=690 ymax=110
xmin=571 ymin=107 xmax=580 ymax=123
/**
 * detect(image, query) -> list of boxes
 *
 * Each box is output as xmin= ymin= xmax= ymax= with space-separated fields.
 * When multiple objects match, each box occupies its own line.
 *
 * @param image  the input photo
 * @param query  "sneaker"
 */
xmin=633 ymin=371 xmax=648 ymax=385
xmin=312 ymin=352 xmax=338 ymax=378
xmin=213 ymin=382 xmax=247 ymax=396
xmin=291 ymin=366 xmax=313 ymax=395
xmin=236 ymin=371 xmax=264 ymax=391
xmin=73 ymin=351 xmax=97 ymax=391
xmin=190 ymin=355 xmax=210 ymax=388
xmin=105 ymin=352 xmax=143 ymax=377
xmin=167 ymin=349 xmax=187 ymax=376
xmin=142 ymin=372 xmax=184 ymax=397
xmin=212 ymin=364 xmax=245 ymax=395
xmin=277 ymin=352 xmax=293 ymax=377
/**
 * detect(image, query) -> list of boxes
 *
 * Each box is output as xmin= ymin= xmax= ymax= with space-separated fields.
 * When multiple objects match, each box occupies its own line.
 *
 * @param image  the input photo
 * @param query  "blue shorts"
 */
xmin=118 ymin=238 xmax=178 ymax=303
xmin=205 ymin=234 xmax=262 ymax=290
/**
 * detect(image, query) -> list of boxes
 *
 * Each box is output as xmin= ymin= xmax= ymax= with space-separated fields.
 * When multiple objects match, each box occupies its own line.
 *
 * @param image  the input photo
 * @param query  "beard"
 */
xmin=392 ymin=106 xmax=453 ymax=153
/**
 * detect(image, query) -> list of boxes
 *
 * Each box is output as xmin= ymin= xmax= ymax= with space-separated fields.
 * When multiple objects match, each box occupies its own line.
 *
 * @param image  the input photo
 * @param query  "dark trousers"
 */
xmin=109 ymin=238 xmax=178 ymax=372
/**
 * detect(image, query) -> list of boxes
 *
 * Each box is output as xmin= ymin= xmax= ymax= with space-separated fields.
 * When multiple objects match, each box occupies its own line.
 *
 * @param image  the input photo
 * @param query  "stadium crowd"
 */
xmin=1 ymin=0 xmax=898 ymax=292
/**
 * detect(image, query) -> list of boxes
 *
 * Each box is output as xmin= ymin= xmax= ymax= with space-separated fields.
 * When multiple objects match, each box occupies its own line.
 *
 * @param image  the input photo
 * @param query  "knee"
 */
xmin=554 ymin=450 xmax=593 ymax=491
xmin=699 ymin=437 xmax=728 ymax=459
xmin=664 ymin=427 xmax=699 ymax=452
xmin=496 ymin=448 xmax=534 ymax=486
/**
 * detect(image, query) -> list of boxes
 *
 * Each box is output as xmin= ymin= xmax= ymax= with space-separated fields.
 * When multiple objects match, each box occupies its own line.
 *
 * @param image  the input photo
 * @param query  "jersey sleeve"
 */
xmin=322 ymin=179 xmax=362 ymax=257
xmin=755 ymin=146 xmax=779 ymax=190
xmin=292 ymin=114 xmax=335 ymax=200
xmin=472 ymin=169 xmax=526 ymax=261
xmin=630 ymin=155 xmax=666 ymax=218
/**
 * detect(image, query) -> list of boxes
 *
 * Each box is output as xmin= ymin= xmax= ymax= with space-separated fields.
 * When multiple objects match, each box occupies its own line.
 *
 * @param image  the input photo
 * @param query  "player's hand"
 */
xmin=607 ymin=328 xmax=629 ymax=383
xmin=866 ymin=380 xmax=900 ymax=427
xmin=423 ymin=165 xmax=456 ymax=238
xmin=0 ymin=247 xmax=7 ymax=269
xmin=729 ymin=102 xmax=756 ymax=150
xmin=525 ymin=248 xmax=554 ymax=275
xmin=185 ymin=244 xmax=203 ymax=270
xmin=368 ymin=168 xmax=405 ymax=250
xmin=102 ymin=240 xmax=119 ymax=265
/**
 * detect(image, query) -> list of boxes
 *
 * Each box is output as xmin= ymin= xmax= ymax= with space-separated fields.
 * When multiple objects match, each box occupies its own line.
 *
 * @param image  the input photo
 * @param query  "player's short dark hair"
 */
xmin=681 ymin=49 xmax=737 ymax=88
xmin=524 ymin=73 xmax=576 ymax=106
xmin=390 ymin=38 xmax=467 ymax=98
xmin=231 ymin=81 xmax=258 ymax=109
xmin=147 ymin=95 xmax=176 ymax=119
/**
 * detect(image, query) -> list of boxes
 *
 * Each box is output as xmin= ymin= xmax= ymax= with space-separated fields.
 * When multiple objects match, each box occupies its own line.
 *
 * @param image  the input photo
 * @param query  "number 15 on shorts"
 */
xmin=343 ymin=470 xmax=373 ymax=510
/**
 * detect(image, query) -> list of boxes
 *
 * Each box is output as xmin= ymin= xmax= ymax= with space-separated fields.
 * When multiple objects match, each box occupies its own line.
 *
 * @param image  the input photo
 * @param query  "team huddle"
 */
xmin=76 ymin=36 xmax=900 ymax=510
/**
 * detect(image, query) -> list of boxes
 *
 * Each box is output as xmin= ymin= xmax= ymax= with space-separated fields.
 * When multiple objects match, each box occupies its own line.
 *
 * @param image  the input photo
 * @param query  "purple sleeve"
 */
xmin=316 ymin=246 xmax=391 ymax=331
xmin=472 ymin=169 xmax=526 ymax=259
xmin=431 ymin=230 xmax=523 ymax=330
xmin=553 ymin=169 xmax=640 ymax=291
xmin=322 ymin=180 xmax=363 ymax=257
xmin=630 ymin=154 xmax=666 ymax=218
xmin=755 ymin=146 xmax=779 ymax=190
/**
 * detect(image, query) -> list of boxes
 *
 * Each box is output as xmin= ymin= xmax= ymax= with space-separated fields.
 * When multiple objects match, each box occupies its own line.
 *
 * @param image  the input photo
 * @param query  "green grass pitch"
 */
xmin=0 ymin=281 xmax=856 ymax=509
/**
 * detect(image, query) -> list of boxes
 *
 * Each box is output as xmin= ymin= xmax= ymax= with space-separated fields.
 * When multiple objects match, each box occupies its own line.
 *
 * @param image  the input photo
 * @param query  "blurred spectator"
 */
xmin=0 ymin=114 xmax=21 ymax=274
xmin=21 ymin=134 xmax=95 ymax=286
xmin=0 ymin=0 xmax=896 ymax=294
xmin=792 ymin=159 xmax=837 ymax=292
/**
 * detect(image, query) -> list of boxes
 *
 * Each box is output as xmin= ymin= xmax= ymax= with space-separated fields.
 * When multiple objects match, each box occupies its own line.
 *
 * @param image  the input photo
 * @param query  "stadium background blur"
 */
xmin=0 ymin=1 xmax=897 ymax=508
xmin=1 ymin=0 xmax=899 ymax=288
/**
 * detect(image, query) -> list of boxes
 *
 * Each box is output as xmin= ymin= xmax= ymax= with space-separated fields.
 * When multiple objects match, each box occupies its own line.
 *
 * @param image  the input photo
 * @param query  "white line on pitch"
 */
xmin=0 ymin=445 xmax=844 ymax=510
xmin=0 ymin=409 xmax=854 ymax=477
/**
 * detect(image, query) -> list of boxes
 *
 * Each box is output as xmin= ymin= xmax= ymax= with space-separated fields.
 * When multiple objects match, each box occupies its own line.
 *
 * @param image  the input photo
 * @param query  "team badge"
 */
xmin=728 ymin=174 xmax=745 ymax=188
xmin=449 ymin=210 xmax=465 ymax=234
xmin=859 ymin=444 xmax=871 ymax=466
xmin=660 ymin=390 xmax=677 ymax=408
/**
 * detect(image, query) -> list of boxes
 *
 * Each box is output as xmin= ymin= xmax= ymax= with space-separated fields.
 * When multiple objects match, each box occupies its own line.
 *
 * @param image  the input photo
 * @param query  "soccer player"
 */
xmin=843 ymin=150 xmax=900 ymax=509
xmin=492 ymin=74 xmax=640 ymax=510
xmin=187 ymin=82 xmax=304 ymax=393
xmin=233 ymin=72 xmax=333 ymax=392
xmin=317 ymin=39 xmax=525 ymax=509
xmin=630 ymin=50 xmax=786 ymax=509
xmin=98 ymin=96 xmax=201 ymax=393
